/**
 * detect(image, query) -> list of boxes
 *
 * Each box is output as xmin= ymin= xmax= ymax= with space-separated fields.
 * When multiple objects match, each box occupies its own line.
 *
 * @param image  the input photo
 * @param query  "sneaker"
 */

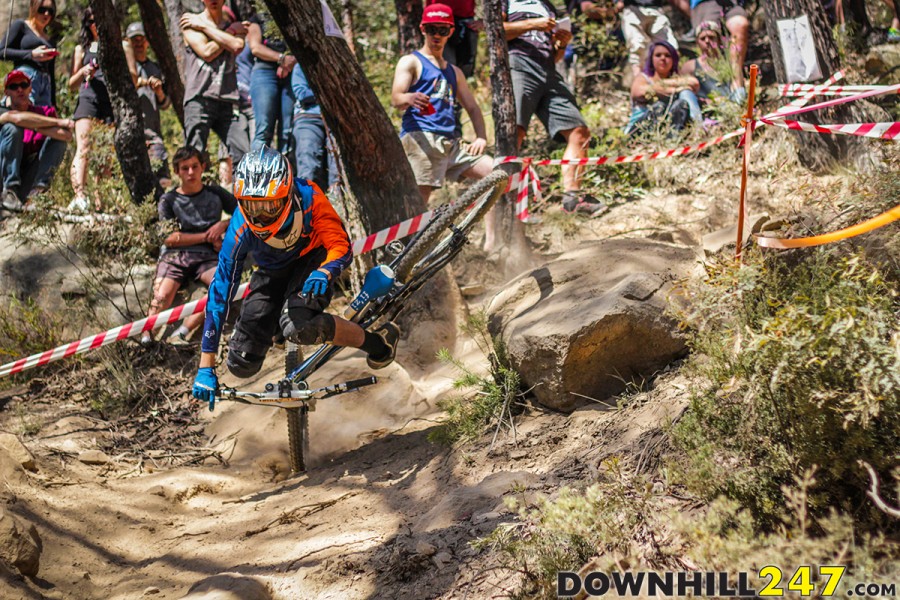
xmin=888 ymin=27 xmax=900 ymax=42
xmin=366 ymin=321 xmax=400 ymax=370
xmin=140 ymin=333 xmax=153 ymax=346
xmin=1 ymin=189 xmax=24 ymax=212
xmin=561 ymin=192 xmax=608 ymax=217
xmin=67 ymin=196 xmax=90 ymax=213
xmin=167 ymin=330 xmax=193 ymax=346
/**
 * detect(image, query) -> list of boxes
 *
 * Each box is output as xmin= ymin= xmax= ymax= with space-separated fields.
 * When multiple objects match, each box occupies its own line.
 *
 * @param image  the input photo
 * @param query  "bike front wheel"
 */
xmin=284 ymin=341 xmax=309 ymax=474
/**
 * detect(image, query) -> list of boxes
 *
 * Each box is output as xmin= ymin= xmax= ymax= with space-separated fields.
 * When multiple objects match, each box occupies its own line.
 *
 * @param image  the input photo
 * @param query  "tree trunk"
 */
xmin=258 ymin=0 xmax=424 ymax=235
xmin=163 ymin=0 xmax=188 ymax=88
xmin=135 ymin=0 xmax=185 ymax=126
xmin=91 ymin=0 xmax=161 ymax=204
xmin=484 ymin=0 xmax=533 ymax=276
xmin=341 ymin=0 xmax=357 ymax=56
xmin=395 ymin=0 xmax=423 ymax=55
xmin=763 ymin=0 xmax=882 ymax=171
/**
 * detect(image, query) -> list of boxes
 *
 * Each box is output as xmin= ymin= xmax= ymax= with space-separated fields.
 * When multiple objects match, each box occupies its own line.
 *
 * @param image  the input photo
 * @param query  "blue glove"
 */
xmin=302 ymin=270 xmax=329 ymax=298
xmin=192 ymin=367 xmax=219 ymax=411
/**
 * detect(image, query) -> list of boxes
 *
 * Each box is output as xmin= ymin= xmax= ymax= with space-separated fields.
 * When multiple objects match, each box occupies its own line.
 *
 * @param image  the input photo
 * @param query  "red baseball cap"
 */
xmin=4 ymin=70 xmax=31 ymax=88
xmin=421 ymin=3 xmax=454 ymax=26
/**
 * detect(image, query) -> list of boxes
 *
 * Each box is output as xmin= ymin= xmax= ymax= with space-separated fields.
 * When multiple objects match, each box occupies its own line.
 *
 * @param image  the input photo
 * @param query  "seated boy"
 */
xmin=142 ymin=147 xmax=236 ymax=345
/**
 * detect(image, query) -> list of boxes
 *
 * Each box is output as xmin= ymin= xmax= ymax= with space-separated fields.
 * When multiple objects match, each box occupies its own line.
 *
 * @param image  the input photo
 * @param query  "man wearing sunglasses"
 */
xmin=0 ymin=70 xmax=72 ymax=211
xmin=391 ymin=3 xmax=496 ymax=249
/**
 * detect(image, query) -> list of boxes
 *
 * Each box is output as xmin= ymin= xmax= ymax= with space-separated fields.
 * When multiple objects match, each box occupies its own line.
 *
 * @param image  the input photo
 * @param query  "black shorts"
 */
xmin=510 ymin=53 xmax=587 ymax=143
xmin=229 ymin=246 xmax=331 ymax=357
xmin=73 ymin=89 xmax=114 ymax=124
xmin=156 ymin=251 xmax=218 ymax=285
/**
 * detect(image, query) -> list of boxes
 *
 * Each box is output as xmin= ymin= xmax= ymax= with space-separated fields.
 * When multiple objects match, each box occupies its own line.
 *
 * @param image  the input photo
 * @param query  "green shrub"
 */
xmin=430 ymin=311 xmax=521 ymax=445
xmin=0 ymin=296 xmax=65 ymax=362
xmin=672 ymin=247 xmax=900 ymax=529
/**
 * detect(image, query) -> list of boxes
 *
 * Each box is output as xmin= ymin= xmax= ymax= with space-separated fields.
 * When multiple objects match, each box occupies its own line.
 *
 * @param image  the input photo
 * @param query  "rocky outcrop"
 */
xmin=487 ymin=239 xmax=697 ymax=412
xmin=0 ymin=508 xmax=42 ymax=577
xmin=0 ymin=433 xmax=36 ymax=472
xmin=181 ymin=573 xmax=273 ymax=599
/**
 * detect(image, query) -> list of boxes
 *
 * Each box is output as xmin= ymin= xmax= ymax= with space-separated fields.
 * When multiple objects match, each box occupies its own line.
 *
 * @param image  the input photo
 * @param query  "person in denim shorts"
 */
xmin=142 ymin=147 xmax=237 ymax=345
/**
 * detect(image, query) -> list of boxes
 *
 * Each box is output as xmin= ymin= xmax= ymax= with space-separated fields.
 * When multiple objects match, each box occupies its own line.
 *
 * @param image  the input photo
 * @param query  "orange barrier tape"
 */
xmin=754 ymin=204 xmax=900 ymax=249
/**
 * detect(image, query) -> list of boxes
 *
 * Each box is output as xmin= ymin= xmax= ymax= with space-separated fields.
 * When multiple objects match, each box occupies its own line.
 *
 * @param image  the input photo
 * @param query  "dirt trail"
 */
xmin=0 ymin=127 xmax=834 ymax=598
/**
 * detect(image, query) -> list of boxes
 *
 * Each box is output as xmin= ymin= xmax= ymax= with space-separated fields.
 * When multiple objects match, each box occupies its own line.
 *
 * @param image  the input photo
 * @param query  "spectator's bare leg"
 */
xmin=726 ymin=15 xmax=749 ymax=89
xmin=560 ymin=126 xmax=591 ymax=192
xmin=462 ymin=155 xmax=497 ymax=253
xmin=70 ymin=119 xmax=93 ymax=205
xmin=143 ymin=277 xmax=181 ymax=343
xmin=887 ymin=0 xmax=900 ymax=30
xmin=418 ymin=185 xmax=433 ymax=203
xmin=182 ymin=267 xmax=217 ymax=332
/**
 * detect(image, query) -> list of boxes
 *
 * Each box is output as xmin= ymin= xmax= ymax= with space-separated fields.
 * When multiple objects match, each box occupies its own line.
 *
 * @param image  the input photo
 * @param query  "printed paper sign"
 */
xmin=776 ymin=15 xmax=822 ymax=83
xmin=321 ymin=0 xmax=344 ymax=38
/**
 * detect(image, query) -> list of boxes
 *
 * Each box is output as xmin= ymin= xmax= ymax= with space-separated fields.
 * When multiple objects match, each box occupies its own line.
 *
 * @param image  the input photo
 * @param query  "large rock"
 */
xmin=0 ymin=508 xmax=42 ymax=577
xmin=487 ymin=239 xmax=697 ymax=412
xmin=865 ymin=43 xmax=900 ymax=75
xmin=0 ymin=433 xmax=36 ymax=472
xmin=181 ymin=573 xmax=272 ymax=599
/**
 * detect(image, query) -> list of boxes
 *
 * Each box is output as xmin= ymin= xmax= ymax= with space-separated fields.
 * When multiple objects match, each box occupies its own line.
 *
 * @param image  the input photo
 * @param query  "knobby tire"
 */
xmin=393 ymin=170 xmax=508 ymax=283
xmin=284 ymin=341 xmax=309 ymax=474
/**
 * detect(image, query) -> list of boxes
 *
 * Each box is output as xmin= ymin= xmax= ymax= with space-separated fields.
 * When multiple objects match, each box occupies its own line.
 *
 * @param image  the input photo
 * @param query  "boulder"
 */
xmin=0 ymin=433 xmax=36 ymax=472
xmin=0 ymin=508 xmax=42 ymax=577
xmin=181 ymin=573 xmax=272 ymax=600
xmin=0 ymin=447 xmax=25 ymax=485
xmin=487 ymin=239 xmax=696 ymax=412
xmin=865 ymin=43 xmax=900 ymax=75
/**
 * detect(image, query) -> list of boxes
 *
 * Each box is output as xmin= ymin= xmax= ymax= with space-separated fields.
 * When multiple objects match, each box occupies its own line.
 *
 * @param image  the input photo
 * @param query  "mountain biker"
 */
xmin=191 ymin=145 xmax=400 ymax=405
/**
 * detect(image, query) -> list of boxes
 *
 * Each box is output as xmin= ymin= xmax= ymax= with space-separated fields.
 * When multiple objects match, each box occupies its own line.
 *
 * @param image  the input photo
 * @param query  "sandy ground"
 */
xmin=0 ymin=127 xmax=892 ymax=599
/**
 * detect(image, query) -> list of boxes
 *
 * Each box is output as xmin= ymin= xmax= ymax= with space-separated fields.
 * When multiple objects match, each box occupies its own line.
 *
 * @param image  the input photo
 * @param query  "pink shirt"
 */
xmin=426 ymin=0 xmax=476 ymax=18
xmin=22 ymin=105 xmax=57 ymax=155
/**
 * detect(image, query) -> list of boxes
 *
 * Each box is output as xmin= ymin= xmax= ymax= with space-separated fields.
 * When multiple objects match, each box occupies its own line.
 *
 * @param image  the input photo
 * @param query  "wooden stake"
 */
xmin=736 ymin=64 xmax=759 ymax=262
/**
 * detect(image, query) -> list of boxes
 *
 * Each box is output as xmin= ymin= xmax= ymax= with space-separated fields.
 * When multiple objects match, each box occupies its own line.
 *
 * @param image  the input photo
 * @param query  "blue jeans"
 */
xmin=292 ymin=114 xmax=337 ymax=192
xmin=678 ymin=89 xmax=703 ymax=126
xmin=17 ymin=65 xmax=53 ymax=107
xmin=0 ymin=123 xmax=67 ymax=195
xmin=250 ymin=63 xmax=295 ymax=151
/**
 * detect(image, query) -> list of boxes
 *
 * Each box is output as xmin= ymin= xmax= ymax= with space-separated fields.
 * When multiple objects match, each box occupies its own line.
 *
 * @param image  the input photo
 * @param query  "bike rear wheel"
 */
xmin=284 ymin=341 xmax=309 ymax=474
xmin=393 ymin=169 xmax=508 ymax=283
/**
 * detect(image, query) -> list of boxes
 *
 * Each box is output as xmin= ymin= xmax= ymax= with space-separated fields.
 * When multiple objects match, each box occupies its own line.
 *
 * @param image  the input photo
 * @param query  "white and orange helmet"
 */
xmin=233 ymin=146 xmax=293 ymax=240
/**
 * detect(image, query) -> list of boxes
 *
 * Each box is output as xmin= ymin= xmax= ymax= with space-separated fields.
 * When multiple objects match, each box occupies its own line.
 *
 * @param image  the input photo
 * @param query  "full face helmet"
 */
xmin=233 ymin=146 xmax=293 ymax=240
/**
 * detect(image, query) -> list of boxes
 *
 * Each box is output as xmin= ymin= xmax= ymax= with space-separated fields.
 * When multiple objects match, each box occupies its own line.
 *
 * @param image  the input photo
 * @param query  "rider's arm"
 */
xmin=308 ymin=186 xmax=352 ymax=280
xmin=200 ymin=215 xmax=250 ymax=355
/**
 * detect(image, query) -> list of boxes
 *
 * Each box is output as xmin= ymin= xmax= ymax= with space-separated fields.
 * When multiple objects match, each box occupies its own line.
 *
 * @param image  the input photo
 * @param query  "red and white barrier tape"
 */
xmin=758 ymin=118 xmax=900 ymax=140
xmin=780 ymin=83 xmax=897 ymax=97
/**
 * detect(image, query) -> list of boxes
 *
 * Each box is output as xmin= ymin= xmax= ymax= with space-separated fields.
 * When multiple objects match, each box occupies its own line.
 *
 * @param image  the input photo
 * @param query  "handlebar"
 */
xmin=214 ymin=375 xmax=378 ymax=410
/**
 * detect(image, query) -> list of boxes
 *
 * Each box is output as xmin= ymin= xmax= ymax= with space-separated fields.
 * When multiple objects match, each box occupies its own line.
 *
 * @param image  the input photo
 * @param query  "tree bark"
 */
xmin=484 ymin=0 xmax=533 ymax=276
xmin=163 ymin=0 xmax=188 ymax=88
xmin=135 ymin=0 xmax=185 ymax=126
xmin=341 ymin=0 xmax=357 ymax=56
xmin=258 ymin=0 xmax=424 ymax=235
xmin=91 ymin=0 xmax=161 ymax=204
xmin=763 ymin=0 xmax=883 ymax=171
xmin=395 ymin=0 xmax=424 ymax=55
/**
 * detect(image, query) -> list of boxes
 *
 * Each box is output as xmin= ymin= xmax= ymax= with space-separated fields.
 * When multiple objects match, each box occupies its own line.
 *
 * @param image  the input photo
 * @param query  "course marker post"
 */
xmin=736 ymin=64 xmax=758 ymax=262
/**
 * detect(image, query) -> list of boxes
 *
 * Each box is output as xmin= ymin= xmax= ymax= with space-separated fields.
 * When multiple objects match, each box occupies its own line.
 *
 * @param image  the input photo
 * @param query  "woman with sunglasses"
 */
xmin=67 ymin=8 xmax=114 ymax=211
xmin=0 ymin=0 xmax=59 ymax=107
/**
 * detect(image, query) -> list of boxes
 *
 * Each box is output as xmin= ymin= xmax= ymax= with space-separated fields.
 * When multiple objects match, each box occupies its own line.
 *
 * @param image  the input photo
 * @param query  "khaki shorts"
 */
xmin=401 ymin=131 xmax=483 ymax=188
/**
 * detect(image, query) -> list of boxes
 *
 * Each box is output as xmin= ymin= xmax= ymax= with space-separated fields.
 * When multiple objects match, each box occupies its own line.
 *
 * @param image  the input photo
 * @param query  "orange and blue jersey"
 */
xmin=201 ymin=178 xmax=352 ymax=353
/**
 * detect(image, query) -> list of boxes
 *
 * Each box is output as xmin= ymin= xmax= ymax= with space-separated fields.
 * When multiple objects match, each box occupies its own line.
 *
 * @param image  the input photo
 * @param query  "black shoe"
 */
xmin=561 ymin=192 xmax=608 ymax=217
xmin=1 ymin=189 xmax=24 ymax=212
xmin=366 ymin=322 xmax=400 ymax=370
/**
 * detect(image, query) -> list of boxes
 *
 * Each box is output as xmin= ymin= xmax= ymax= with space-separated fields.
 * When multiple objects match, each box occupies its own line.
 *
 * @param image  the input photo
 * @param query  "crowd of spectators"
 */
xmin=0 ymin=0 xmax=896 ymax=216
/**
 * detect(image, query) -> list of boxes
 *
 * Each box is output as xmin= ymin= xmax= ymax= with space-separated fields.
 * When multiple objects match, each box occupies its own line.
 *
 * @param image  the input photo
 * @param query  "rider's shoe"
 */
xmin=366 ymin=321 xmax=400 ymax=370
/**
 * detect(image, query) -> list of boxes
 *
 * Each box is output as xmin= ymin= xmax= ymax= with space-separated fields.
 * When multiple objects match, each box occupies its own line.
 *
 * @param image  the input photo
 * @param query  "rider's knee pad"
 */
xmin=291 ymin=313 xmax=336 ymax=346
xmin=226 ymin=349 xmax=265 ymax=378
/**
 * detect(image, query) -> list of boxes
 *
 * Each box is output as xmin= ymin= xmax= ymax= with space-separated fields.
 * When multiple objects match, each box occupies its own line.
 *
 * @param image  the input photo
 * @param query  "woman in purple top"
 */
xmin=0 ymin=0 xmax=59 ymax=107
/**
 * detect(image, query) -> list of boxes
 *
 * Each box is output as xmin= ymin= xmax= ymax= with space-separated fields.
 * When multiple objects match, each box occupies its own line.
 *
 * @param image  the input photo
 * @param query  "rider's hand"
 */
xmin=301 ymin=270 xmax=330 ymax=299
xmin=192 ymin=367 xmax=219 ymax=411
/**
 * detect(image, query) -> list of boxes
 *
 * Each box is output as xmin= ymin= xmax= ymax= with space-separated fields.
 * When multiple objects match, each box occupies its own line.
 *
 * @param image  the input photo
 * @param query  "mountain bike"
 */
xmin=215 ymin=169 xmax=508 ymax=474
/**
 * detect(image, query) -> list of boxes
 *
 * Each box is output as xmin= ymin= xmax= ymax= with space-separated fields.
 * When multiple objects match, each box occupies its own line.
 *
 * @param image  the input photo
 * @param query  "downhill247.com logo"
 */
xmin=558 ymin=567 xmax=896 ymax=597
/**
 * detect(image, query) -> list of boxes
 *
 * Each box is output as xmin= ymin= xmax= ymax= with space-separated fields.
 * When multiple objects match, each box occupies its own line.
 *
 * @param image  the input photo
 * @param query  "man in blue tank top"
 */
xmin=390 ymin=3 xmax=497 ymax=251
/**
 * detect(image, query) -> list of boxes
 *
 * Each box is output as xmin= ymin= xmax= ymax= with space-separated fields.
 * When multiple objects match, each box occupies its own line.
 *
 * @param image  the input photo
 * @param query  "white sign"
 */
xmin=321 ymin=0 xmax=344 ymax=38
xmin=776 ymin=15 xmax=822 ymax=83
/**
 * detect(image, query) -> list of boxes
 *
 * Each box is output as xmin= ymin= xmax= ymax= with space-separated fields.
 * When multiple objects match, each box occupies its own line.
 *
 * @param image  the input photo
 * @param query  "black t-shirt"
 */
xmin=249 ymin=10 xmax=287 ymax=63
xmin=136 ymin=59 xmax=164 ymax=136
xmin=0 ymin=20 xmax=57 ymax=103
xmin=158 ymin=184 xmax=238 ymax=254
xmin=505 ymin=0 xmax=558 ymax=63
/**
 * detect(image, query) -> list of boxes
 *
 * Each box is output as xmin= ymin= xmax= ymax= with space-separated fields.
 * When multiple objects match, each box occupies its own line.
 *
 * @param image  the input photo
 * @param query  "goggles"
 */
xmin=239 ymin=195 xmax=289 ymax=229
